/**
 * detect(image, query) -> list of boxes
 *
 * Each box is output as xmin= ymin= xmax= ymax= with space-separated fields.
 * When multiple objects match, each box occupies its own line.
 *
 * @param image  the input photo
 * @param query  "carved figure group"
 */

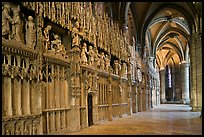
xmin=51 ymin=34 xmax=66 ymax=55
xmin=11 ymin=5 xmax=22 ymax=42
xmin=2 ymin=3 xmax=14 ymax=39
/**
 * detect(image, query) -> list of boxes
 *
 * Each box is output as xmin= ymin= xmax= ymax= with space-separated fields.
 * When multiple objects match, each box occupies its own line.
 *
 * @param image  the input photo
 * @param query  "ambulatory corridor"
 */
xmin=64 ymin=104 xmax=202 ymax=135
xmin=2 ymin=2 xmax=202 ymax=135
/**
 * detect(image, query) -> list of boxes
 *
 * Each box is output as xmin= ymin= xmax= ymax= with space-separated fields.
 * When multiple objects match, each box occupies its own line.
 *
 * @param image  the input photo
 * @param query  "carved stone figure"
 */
xmin=104 ymin=54 xmax=110 ymax=72
xmin=43 ymin=25 xmax=52 ymax=51
xmin=80 ymin=43 xmax=88 ymax=65
xmin=11 ymin=5 xmax=22 ymax=42
xmin=87 ymin=46 xmax=95 ymax=66
xmin=2 ymin=3 xmax=14 ymax=39
xmin=72 ymin=21 xmax=83 ymax=49
xmin=114 ymin=60 xmax=121 ymax=75
xmin=121 ymin=62 xmax=127 ymax=77
xmin=99 ymin=52 xmax=105 ymax=70
xmin=25 ymin=16 xmax=36 ymax=48
xmin=95 ymin=49 xmax=102 ymax=69
xmin=51 ymin=34 xmax=66 ymax=55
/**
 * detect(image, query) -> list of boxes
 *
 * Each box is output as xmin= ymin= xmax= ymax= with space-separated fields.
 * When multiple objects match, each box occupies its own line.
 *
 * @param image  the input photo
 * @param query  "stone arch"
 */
xmin=141 ymin=3 xmax=196 ymax=57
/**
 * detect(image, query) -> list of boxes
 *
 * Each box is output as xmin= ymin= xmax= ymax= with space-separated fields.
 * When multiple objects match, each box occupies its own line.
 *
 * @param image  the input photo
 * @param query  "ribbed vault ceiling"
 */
xmin=111 ymin=2 xmax=199 ymax=70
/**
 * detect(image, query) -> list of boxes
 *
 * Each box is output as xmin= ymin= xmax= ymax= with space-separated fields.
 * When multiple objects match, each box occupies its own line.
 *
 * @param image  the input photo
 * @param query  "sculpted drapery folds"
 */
xmin=72 ymin=21 xmax=84 ymax=49
xmin=2 ymin=3 xmax=14 ymax=39
xmin=11 ymin=5 xmax=22 ymax=42
xmin=43 ymin=25 xmax=52 ymax=51
xmin=25 ymin=16 xmax=36 ymax=48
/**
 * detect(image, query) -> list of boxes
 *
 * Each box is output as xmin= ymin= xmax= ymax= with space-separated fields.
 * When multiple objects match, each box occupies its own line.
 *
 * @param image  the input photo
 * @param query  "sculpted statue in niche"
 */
xmin=87 ymin=46 xmax=95 ymax=66
xmin=72 ymin=21 xmax=83 ymax=49
xmin=99 ymin=52 xmax=105 ymax=70
xmin=121 ymin=62 xmax=127 ymax=77
xmin=114 ymin=60 xmax=121 ymax=75
xmin=2 ymin=3 xmax=14 ymax=39
xmin=95 ymin=50 xmax=101 ymax=69
xmin=43 ymin=25 xmax=52 ymax=51
xmin=80 ymin=43 xmax=88 ymax=65
xmin=104 ymin=54 xmax=110 ymax=72
xmin=51 ymin=34 xmax=66 ymax=55
xmin=11 ymin=5 xmax=22 ymax=42
xmin=25 ymin=16 xmax=36 ymax=48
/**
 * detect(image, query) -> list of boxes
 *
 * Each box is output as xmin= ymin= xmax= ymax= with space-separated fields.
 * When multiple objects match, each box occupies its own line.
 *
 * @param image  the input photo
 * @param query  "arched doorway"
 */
xmin=87 ymin=93 xmax=93 ymax=126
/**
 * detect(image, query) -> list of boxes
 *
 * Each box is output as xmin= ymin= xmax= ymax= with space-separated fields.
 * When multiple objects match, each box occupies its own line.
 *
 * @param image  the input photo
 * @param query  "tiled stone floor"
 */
xmin=64 ymin=104 xmax=202 ymax=135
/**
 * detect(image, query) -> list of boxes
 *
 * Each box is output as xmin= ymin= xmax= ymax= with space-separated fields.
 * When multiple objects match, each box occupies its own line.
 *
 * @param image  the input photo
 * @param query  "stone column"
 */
xmin=13 ymin=77 xmax=22 ymax=115
xmin=36 ymin=80 xmax=42 ymax=114
xmin=30 ymin=80 xmax=36 ymax=114
xmin=190 ymin=31 xmax=202 ymax=111
xmin=55 ymin=65 xmax=60 ymax=108
xmin=22 ymin=78 xmax=30 ymax=115
xmin=3 ymin=76 xmax=13 ymax=116
xmin=48 ymin=65 xmax=54 ymax=109
xmin=51 ymin=65 xmax=55 ymax=109
xmin=159 ymin=68 xmax=166 ymax=103
xmin=64 ymin=79 xmax=69 ymax=108
xmin=138 ymin=88 xmax=142 ymax=112
xmin=60 ymin=76 xmax=65 ymax=108
xmin=61 ymin=111 xmax=66 ymax=130
xmin=55 ymin=111 xmax=61 ymax=132
xmin=118 ymin=83 xmax=122 ymax=118
xmin=135 ymin=84 xmax=138 ymax=113
xmin=171 ymin=66 xmax=176 ymax=101
xmin=48 ymin=82 xmax=53 ymax=109
xmin=45 ymin=65 xmax=49 ymax=109
xmin=127 ymin=62 xmax=132 ymax=115
xmin=107 ymin=68 xmax=112 ymax=121
xmin=180 ymin=62 xmax=190 ymax=104
xmin=49 ymin=112 xmax=55 ymax=133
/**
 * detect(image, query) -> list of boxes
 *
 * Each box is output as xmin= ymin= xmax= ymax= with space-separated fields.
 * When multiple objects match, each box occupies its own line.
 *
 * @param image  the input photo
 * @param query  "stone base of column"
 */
xmin=161 ymin=99 xmax=167 ymax=104
xmin=181 ymin=98 xmax=190 ymax=105
xmin=191 ymin=106 xmax=202 ymax=112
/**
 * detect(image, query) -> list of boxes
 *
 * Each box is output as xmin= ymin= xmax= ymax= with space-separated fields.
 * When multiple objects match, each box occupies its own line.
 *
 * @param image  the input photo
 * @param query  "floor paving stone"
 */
xmin=62 ymin=104 xmax=202 ymax=135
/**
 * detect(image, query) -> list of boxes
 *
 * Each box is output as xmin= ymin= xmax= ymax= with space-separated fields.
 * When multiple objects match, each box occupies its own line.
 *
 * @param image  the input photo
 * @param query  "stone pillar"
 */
xmin=55 ymin=65 xmax=60 ymax=108
xmin=36 ymin=81 xmax=42 ymax=114
xmin=190 ymin=31 xmax=202 ymax=111
xmin=49 ymin=112 xmax=55 ymax=133
xmin=55 ymin=111 xmax=61 ymax=131
xmin=136 ymin=43 xmax=144 ymax=57
xmin=48 ymin=82 xmax=53 ymax=109
xmin=171 ymin=66 xmax=176 ymax=101
xmin=93 ymin=70 xmax=99 ymax=124
xmin=3 ymin=76 xmax=13 ymax=116
xmin=107 ymin=68 xmax=112 ymax=121
xmin=159 ymin=68 xmax=166 ymax=103
xmin=13 ymin=77 xmax=22 ymax=115
xmin=61 ymin=111 xmax=66 ymax=130
xmin=22 ymin=78 xmax=30 ymax=115
xmin=135 ymin=84 xmax=138 ymax=113
xmin=51 ymin=65 xmax=55 ymax=109
xmin=138 ymin=89 xmax=142 ymax=112
xmin=60 ymin=69 xmax=65 ymax=108
xmin=118 ymin=83 xmax=122 ymax=118
xmin=127 ymin=61 xmax=132 ymax=115
xmin=64 ymin=79 xmax=69 ymax=108
xmin=30 ymin=80 xmax=37 ymax=114
xmin=142 ymin=88 xmax=146 ymax=111
xmin=180 ymin=62 xmax=190 ymax=104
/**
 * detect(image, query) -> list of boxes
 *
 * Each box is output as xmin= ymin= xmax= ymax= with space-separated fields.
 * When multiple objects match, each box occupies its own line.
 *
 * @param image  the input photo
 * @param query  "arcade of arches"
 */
xmin=2 ymin=2 xmax=202 ymax=135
